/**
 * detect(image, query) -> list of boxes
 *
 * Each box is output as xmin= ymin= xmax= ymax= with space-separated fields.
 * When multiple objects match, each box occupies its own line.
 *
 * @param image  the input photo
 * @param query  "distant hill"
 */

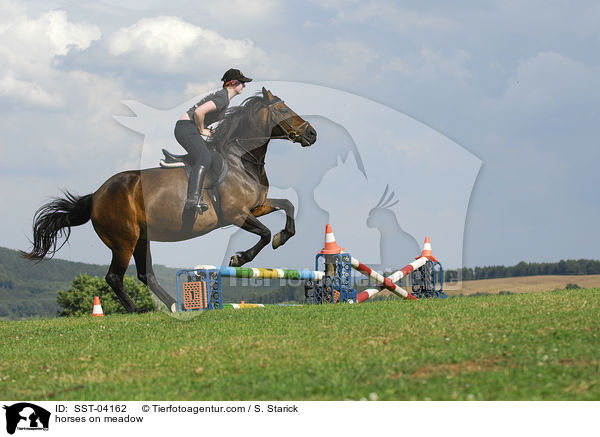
xmin=0 ymin=246 xmax=180 ymax=320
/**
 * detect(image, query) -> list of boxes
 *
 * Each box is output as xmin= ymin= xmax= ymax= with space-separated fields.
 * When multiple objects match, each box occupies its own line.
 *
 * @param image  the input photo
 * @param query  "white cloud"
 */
xmin=0 ymin=1 xmax=130 ymax=171
xmin=109 ymin=16 xmax=203 ymax=59
xmin=183 ymin=81 xmax=219 ymax=98
xmin=0 ymin=75 xmax=59 ymax=107
xmin=0 ymin=7 xmax=100 ymax=67
xmin=205 ymin=0 xmax=282 ymax=20
xmin=0 ymin=2 xmax=101 ymax=107
xmin=383 ymin=48 xmax=472 ymax=82
xmin=108 ymin=16 xmax=256 ymax=71
xmin=36 ymin=10 xmax=99 ymax=55
xmin=502 ymin=51 xmax=600 ymax=111
xmin=316 ymin=0 xmax=456 ymax=31
xmin=319 ymin=39 xmax=379 ymax=82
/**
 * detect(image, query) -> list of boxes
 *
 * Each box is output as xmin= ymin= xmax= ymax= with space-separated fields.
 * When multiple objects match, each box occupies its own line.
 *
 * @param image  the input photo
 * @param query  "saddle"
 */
xmin=160 ymin=149 xmax=229 ymax=222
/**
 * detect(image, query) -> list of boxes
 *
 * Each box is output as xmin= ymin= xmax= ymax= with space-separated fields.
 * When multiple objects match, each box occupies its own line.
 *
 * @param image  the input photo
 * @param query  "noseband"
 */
xmin=267 ymin=100 xmax=310 ymax=142
xmin=232 ymin=99 xmax=311 ymax=167
xmin=234 ymin=100 xmax=309 ymax=144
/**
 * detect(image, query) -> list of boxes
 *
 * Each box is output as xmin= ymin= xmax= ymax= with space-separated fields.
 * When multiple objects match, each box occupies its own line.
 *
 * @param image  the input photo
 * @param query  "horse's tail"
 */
xmin=20 ymin=191 xmax=93 ymax=261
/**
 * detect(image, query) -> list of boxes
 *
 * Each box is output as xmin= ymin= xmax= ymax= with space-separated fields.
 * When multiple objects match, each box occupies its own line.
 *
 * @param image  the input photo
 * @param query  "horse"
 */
xmin=21 ymin=87 xmax=317 ymax=313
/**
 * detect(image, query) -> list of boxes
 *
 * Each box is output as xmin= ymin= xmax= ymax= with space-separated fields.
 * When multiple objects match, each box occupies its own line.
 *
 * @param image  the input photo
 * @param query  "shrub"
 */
xmin=565 ymin=283 xmax=581 ymax=290
xmin=57 ymin=274 xmax=156 ymax=316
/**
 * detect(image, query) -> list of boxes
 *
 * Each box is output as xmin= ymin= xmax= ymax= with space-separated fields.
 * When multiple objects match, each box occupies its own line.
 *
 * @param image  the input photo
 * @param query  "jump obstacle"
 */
xmin=356 ymin=237 xmax=446 ymax=302
xmin=175 ymin=225 xmax=445 ymax=312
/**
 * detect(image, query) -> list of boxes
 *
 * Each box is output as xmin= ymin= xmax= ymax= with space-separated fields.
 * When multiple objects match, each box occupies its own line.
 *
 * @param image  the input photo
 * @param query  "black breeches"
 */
xmin=174 ymin=120 xmax=212 ymax=167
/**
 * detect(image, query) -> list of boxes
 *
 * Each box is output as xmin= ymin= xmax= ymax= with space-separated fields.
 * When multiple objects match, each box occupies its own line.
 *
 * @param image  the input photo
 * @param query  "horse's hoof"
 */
xmin=272 ymin=231 xmax=291 ymax=249
xmin=229 ymin=255 xmax=241 ymax=267
xmin=272 ymin=233 xmax=282 ymax=249
xmin=136 ymin=307 xmax=150 ymax=314
xmin=170 ymin=303 xmax=178 ymax=313
xmin=230 ymin=251 xmax=249 ymax=267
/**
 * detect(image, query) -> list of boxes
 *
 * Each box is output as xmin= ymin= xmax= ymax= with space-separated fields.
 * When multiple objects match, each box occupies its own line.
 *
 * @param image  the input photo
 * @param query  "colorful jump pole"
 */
xmin=356 ymin=257 xmax=428 ymax=303
xmin=193 ymin=265 xmax=325 ymax=281
xmin=177 ymin=227 xmax=440 ymax=311
xmin=350 ymin=257 xmax=418 ymax=300
xmin=223 ymin=303 xmax=265 ymax=309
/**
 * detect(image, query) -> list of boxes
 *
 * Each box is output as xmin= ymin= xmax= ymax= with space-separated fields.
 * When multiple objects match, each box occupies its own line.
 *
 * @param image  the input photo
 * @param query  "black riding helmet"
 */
xmin=221 ymin=68 xmax=253 ymax=86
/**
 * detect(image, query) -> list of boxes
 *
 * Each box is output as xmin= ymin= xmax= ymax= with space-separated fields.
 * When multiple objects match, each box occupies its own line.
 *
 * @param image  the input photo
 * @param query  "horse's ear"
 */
xmin=262 ymin=87 xmax=274 ymax=100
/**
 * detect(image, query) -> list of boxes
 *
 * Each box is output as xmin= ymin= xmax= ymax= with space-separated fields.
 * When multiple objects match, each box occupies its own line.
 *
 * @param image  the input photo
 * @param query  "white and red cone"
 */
xmin=319 ymin=224 xmax=345 ymax=254
xmin=416 ymin=236 xmax=439 ymax=262
xmin=92 ymin=296 xmax=104 ymax=317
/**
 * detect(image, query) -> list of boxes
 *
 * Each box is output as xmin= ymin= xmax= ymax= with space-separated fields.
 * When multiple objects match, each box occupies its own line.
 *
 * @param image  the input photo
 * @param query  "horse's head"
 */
xmin=261 ymin=87 xmax=317 ymax=147
xmin=211 ymin=88 xmax=317 ymax=152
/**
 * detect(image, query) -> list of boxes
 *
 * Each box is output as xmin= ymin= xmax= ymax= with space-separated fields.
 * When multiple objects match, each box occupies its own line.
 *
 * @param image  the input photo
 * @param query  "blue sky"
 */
xmin=1 ymin=0 xmax=598 ymax=270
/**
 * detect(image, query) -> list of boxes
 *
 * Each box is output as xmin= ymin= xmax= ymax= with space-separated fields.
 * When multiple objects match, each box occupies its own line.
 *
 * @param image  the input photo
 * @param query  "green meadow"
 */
xmin=1 ymin=288 xmax=598 ymax=400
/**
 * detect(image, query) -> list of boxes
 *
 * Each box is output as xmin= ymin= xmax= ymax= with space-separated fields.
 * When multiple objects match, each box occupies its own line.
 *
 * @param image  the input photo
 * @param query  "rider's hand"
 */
xmin=200 ymin=128 xmax=212 ymax=137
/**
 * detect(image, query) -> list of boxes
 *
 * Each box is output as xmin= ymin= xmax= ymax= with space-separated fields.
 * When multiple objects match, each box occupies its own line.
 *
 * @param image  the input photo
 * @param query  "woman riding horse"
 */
xmin=176 ymin=68 xmax=252 ymax=220
xmin=22 ymin=87 xmax=317 ymax=313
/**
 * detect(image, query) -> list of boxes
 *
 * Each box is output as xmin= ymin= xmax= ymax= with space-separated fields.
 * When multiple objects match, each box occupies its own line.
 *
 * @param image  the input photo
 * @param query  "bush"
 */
xmin=57 ymin=274 xmax=156 ymax=316
xmin=565 ymin=283 xmax=581 ymax=290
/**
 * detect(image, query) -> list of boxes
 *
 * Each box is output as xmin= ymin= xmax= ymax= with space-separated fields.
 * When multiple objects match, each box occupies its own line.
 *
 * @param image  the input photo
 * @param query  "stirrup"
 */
xmin=184 ymin=199 xmax=209 ymax=215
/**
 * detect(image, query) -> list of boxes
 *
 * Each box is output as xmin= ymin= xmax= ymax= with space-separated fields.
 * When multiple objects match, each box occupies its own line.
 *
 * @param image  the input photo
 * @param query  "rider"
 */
xmin=175 ymin=68 xmax=252 ymax=217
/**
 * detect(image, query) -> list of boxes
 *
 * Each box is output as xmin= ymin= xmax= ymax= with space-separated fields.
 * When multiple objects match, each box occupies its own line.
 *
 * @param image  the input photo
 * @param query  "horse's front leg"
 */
xmin=229 ymin=212 xmax=272 ymax=267
xmin=252 ymin=198 xmax=295 ymax=250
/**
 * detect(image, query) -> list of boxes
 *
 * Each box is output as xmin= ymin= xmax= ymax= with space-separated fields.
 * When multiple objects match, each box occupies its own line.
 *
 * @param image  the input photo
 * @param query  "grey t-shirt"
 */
xmin=186 ymin=88 xmax=230 ymax=127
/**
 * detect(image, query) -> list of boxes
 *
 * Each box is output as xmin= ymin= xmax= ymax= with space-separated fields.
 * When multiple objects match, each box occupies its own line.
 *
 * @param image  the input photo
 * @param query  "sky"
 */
xmin=1 ymin=0 xmax=599 ymax=272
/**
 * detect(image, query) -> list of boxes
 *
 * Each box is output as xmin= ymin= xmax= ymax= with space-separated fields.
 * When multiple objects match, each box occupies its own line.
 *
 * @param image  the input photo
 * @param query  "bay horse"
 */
xmin=21 ymin=87 xmax=317 ymax=313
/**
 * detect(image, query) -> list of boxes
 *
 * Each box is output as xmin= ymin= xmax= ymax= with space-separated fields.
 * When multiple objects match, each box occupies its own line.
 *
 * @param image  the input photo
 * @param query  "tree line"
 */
xmin=444 ymin=259 xmax=600 ymax=282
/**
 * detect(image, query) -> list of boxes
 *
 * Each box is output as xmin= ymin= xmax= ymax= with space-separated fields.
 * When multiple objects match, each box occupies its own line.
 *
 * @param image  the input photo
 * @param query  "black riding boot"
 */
xmin=184 ymin=164 xmax=209 ymax=216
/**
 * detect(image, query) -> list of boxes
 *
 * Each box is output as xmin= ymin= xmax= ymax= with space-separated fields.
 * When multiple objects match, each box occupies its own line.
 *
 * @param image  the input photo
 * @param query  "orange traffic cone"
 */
xmin=417 ymin=236 xmax=439 ymax=262
xmin=319 ymin=224 xmax=345 ymax=254
xmin=92 ymin=296 xmax=104 ymax=317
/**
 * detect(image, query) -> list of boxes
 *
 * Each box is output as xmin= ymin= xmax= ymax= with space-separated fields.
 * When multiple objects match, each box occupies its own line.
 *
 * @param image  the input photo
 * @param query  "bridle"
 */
xmin=232 ymin=99 xmax=310 ymax=167
xmin=234 ymin=99 xmax=309 ymax=144
xmin=267 ymin=100 xmax=310 ymax=142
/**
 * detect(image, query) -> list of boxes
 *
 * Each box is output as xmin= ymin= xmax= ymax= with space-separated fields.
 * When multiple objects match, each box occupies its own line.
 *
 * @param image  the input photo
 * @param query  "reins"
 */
xmin=227 ymin=99 xmax=310 ymax=168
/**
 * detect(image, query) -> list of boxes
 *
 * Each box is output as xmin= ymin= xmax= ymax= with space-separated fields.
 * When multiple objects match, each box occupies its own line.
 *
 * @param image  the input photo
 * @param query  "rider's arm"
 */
xmin=194 ymin=100 xmax=217 ymax=136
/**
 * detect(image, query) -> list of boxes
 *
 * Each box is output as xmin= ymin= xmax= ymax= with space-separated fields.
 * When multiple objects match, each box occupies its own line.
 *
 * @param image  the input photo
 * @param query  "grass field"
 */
xmin=1 ymin=288 xmax=598 ymax=401
xmin=445 ymin=274 xmax=600 ymax=295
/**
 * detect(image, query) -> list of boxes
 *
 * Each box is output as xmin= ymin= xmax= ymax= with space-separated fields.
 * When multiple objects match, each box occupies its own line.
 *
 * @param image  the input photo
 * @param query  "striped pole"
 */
xmin=356 ymin=257 xmax=428 ymax=303
xmin=350 ymin=257 xmax=418 ymax=301
xmin=193 ymin=265 xmax=325 ymax=281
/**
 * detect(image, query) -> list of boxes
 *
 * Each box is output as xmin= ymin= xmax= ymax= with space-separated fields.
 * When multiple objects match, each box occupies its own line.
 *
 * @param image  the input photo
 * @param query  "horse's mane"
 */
xmin=208 ymin=92 xmax=281 ymax=153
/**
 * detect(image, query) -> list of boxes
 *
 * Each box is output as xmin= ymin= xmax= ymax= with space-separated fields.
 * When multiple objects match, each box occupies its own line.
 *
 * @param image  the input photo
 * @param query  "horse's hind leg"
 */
xmin=133 ymin=238 xmax=178 ymax=313
xmin=229 ymin=213 xmax=271 ymax=267
xmin=106 ymin=249 xmax=140 ymax=313
xmin=252 ymin=198 xmax=296 ymax=249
